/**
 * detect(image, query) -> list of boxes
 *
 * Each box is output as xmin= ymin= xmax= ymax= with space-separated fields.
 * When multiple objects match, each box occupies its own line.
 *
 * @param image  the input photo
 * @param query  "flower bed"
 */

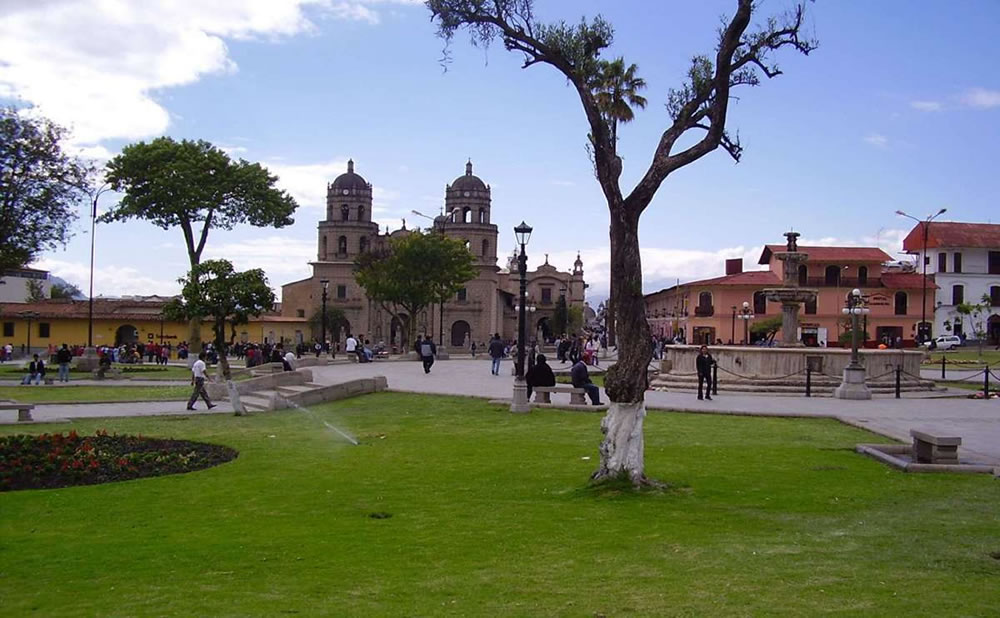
xmin=0 ymin=430 xmax=237 ymax=491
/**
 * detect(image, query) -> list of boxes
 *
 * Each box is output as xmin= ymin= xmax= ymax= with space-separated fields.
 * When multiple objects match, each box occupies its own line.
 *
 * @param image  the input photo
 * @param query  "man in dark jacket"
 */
xmin=570 ymin=358 xmax=602 ymax=405
xmin=417 ymin=335 xmax=436 ymax=373
xmin=696 ymin=344 xmax=714 ymax=401
xmin=56 ymin=343 xmax=73 ymax=382
xmin=525 ymin=354 xmax=556 ymax=399
xmin=488 ymin=333 xmax=505 ymax=376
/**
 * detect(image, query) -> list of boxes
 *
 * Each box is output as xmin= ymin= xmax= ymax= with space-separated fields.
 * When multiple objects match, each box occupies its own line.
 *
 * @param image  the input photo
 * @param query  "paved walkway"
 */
xmin=5 ymin=357 xmax=999 ymax=467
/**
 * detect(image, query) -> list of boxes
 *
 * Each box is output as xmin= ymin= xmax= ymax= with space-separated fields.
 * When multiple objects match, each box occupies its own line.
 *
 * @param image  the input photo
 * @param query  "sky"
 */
xmin=2 ymin=0 xmax=999 ymax=304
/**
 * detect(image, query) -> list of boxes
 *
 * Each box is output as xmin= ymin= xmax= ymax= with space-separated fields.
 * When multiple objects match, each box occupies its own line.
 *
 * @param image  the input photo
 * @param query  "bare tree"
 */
xmin=427 ymin=0 xmax=816 ymax=485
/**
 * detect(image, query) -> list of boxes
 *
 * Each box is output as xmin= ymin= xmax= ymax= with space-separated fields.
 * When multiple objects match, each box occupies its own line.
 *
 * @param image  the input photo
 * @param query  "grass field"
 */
xmin=0 ymin=385 xmax=191 ymax=403
xmin=1 ymin=393 xmax=998 ymax=616
xmin=922 ymin=348 xmax=1000 ymax=368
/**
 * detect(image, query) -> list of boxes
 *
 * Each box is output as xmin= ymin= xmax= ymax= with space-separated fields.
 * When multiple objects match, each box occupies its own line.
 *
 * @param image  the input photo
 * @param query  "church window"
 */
xmin=478 ymin=209 xmax=486 ymax=223
xmin=481 ymin=239 xmax=489 ymax=257
xmin=462 ymin=207 xmax=471 ymax=223
xmin=541 ymin=288 xmax=552 ymax=305
xmin=457 ymin=288 xmax=467 ymax=302
xmin=341 ymin=205 xmax=349 ymax=221
xmin=358 ymin=205 xmax=365 ymax=221
xmin=322 ymin=235 xmax=327 ymax=257
xmin=336 ymin=285 xmax=347 ymax=299
xmin=338 ymin=236 xmax=347 ymax=255
xmin=359 ymin=236 xmax=368 ymax=253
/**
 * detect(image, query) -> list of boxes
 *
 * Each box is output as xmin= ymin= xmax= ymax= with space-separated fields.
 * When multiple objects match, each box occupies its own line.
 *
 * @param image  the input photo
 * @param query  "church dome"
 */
xmin=450 ymin=160 xmax=487 ymax=192
xmin=331 ymin=159 xmax=369 ymax=192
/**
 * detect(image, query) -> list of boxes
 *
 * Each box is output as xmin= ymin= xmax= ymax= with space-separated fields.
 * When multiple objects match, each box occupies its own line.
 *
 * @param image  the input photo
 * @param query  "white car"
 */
xmin=923 ymin=335 xmax=962 ymax=350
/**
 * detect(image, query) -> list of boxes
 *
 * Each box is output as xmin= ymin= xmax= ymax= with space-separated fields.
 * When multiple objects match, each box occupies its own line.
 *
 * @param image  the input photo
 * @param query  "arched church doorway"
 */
xmin=450 ymin=320 xmax=471 ymax=348
xmin=115 ymin=324 xmax=138 ymax=346
xmin=537 ymin=316 xmax=552 ymax=342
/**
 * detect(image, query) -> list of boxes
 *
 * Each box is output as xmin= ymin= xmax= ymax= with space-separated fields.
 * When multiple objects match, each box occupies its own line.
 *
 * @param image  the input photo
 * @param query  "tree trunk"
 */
xmin=592 ymin=205 xmax=653 ymax=485
xmin=215 ymin=321 xmax=231 ymax=381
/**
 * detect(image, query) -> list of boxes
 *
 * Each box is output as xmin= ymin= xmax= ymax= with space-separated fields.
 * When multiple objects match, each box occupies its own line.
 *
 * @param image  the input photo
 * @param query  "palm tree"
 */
xmin=592 ymin=58 xmax=648 ymax=144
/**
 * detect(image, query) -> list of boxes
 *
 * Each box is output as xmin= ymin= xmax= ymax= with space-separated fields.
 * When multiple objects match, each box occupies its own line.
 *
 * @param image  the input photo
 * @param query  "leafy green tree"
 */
xmin=0 ymin=107 xmax=92 ymax=272
xmin=50 ymin=281 xmax=82 ymax=299
xmin=956 ymin=294 xmax=992 ymax=356
xmin=567 ymin=304 xmax=584 ymax=336
xmin=354 ymin=231 xmax=476 ymax=350
xmin=164 ymin=259 xmax=275 ymax=383
xmin=550 ymin=295 xmax=569 ymax=336
xmin=102 ymin=137 xmax=297 ymax=351
xmin=25 ymin=278 xmax=45 ymax=302
xmin=750 ymin=316 xmax=783 ymax=344
xmin=428 ymin=0 xmax=816 ymax=485
xmin=308 ymin=306 xmax=348 ymax=345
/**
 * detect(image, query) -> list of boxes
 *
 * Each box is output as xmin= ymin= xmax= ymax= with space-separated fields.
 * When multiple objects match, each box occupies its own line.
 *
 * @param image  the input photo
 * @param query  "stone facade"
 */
xmin=280 ymin=160 xmax=586 ymax=352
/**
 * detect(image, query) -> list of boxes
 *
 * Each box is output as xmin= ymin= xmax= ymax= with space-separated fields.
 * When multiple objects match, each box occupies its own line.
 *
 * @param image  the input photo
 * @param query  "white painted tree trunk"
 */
xmin=593 ymin=400 xmax=646 ymax=483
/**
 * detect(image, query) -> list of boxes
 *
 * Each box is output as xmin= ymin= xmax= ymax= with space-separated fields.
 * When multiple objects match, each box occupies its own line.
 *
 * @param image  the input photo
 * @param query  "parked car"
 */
xmin=922 ymin=335 xmax=963 ymax=350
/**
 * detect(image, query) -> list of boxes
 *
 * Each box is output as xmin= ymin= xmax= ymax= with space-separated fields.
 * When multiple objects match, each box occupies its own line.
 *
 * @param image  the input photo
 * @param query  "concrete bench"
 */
xmin=534 ymin=385 xmax=587 ymax=405
xmin=0 ymin=403 xmax=35 ymax=422
xmin=910 ymin=429 xmax=961 ymax=464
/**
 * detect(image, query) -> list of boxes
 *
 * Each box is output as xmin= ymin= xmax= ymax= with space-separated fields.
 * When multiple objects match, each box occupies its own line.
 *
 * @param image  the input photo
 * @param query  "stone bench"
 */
xmin=910 ymin=429 xmax=961 ymax=464
xmin=0 ymin=403 xmax=35 ymax=422
xmin=534 ymin=386 xmax=587 ymax=405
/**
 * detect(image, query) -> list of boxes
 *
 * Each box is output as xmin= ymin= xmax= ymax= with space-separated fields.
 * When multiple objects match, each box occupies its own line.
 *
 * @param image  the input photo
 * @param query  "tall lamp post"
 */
xmin=18 ymin=311 xmax=39 ymax=358
xmin=510 ymin=221 xmax=533 ymax=413
xmin=738 ymin=301 xmax=754 ymax=345
xmin=896 ymin=208 xmax=947 ymax=344
xmin=730 ymin=305 xmax=737 ymax=345
xmin=320 ymin=280 xmax=329 ymax=355
xmin=834 ymin=288 xmax=872 ymax=399
xmin=76 ymin=184 xmax=112 ymax=371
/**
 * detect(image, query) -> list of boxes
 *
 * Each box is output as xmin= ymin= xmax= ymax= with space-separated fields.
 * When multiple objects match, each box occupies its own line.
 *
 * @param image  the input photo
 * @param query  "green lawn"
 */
xmin=0 ymin=385 xmax=191 ymax=403
xmin=922 ymin=348 xmax=1000 ymax=368
xmin=1 ymin=393 xmax=998 ymax=616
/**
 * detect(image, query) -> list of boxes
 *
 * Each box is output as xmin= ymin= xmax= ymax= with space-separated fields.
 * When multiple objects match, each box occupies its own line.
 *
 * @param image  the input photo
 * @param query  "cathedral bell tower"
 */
xmin=318 ymin=159 xmax=378 ymax=262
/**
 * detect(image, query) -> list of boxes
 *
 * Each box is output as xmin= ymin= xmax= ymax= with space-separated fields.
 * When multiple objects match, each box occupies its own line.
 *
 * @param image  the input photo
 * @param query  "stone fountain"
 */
xmin=763 ymin=232 xmax=818 ymax=347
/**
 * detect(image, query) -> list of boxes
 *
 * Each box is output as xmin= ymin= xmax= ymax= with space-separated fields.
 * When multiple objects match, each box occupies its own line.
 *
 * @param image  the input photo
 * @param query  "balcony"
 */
xmin=694 ymin=306 xmax=714 ymax=317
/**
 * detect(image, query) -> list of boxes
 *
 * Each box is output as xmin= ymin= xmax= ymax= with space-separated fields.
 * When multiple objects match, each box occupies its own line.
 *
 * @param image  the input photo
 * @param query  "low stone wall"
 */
xmin=206 ymin=368 xmax=314 ymax=399
xmin=282 ymin=376 xmax=388 ymax=408
xmin=662 ymin=345 xmax=924 ymax=381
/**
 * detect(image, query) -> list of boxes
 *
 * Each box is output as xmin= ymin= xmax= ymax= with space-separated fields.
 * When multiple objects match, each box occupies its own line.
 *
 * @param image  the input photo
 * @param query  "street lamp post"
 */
xmin=320 ymin=280 xmax=329 ymax=355
xmin=834 ymin=288 xmax=872 ymax=399
xmin=896 ymin=208 xmax=947 ymax=344
xmin=510 ymin=221 xmax=533 ymax=413
xmin=737 ymin=301 xmax=754 ymax=345
xmin=18 ymin=311 xmax=39 ymax=358
xmin=730 ymin=305 xmax=737 ymax=345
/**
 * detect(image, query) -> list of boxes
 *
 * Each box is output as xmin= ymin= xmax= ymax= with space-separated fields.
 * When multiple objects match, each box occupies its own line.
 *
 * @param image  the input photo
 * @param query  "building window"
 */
xmin=797 ymin=264 xmax=807 ymax=287
xmin=989 ymin=251 xmax=1000 ymax=275
xmin=858 ymin=266 xmax=868 ymax=287
xmin=296 ymin=309 xmax=305 ymax=318
xmin=38 ymin=323 xmax=50 ymax=338
xmin=457 ymin=288 xmax=467 ymax=302
xmin=695 ymin=292 xmax=713 ymax=317
xmin=322 ymin=235 xmax=327 ymax=257
xmin=894 ymin=291 xmax=908 ymax=316
xmin=753 ymin=291 xmax=767 ymax=315
xmin=541 ymin=288 xmax=552 ymax=305
xmin=358 ymin=205 xmax=365 ymax=221
xmin=462 ymin=207 xmax=471 ymax=223
xmin=359 ymin=236 xmax=368 ymax=253
xmin=481 ymin=239 xmax=489 ymax=257
xmin=804 ymin=297 xmax=817 ymax=315
xmin=824 ymin=265 xmax=841 ymax=286
xmin=341 ymin=205 xmax=349 ymax=221
xmin=953 ymin=252 xmax=962 ymax=273
xmin=937 ymin=252 xmax=947 ymax=273
xmin=336 ymin=285 xmax=347 ymax=300
xmin=952 ymin=284 xmax=964 ymax=305
xmin=478 ymin=209 xmax=486 ymax=224
xmin=338 ymin=236 xmax=347 ymax=255
xmin=990 ymin=286 xmax=1000 ymax=307
xmin=2 ymin=322 xmax=13 ymax=337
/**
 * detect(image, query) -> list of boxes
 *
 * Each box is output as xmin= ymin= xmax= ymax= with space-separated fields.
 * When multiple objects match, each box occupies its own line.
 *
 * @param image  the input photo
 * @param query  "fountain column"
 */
xmin=763 ymin=232 xmax=817 ymax=348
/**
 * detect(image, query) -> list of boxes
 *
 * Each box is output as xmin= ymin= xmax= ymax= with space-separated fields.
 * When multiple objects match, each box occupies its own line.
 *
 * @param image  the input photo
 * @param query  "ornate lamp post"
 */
xmin=896 ymin=208 xmax=947 ymax=344
xmin=18 ymin=310 xmax=40 ymax=358
xmin=320 ymin=279 xmax=329 ymax=355
xmin=738 ymin=301 xmax=754 ymax=345
xmin=730 ymin=305 xmax=737 ymax=344
xmin=834 ymin=288 xmax=872 ymax=399
xmin=76 ymin=184 xmax=112 ymax=371
xmin=510 ymin=220 xmax=532 ymax=413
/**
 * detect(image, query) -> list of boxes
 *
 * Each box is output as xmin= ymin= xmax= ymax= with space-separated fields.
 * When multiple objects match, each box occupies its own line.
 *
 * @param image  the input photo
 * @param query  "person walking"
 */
xmin=570 ymin=358 xmax=602 ymax=405
xmin=417 ymin=335 xmax=437 ymax=373
xmin=186 ymin=352 xmax=216 ymax=411
xmin=525 ymin=353 xmax=555 ymax=400
xmin=56 ymin=343 xmax=73 ymax=382
xmin=488 ymin=333 xmax=504 ymax=376
xmin=696 ymin=344 xmax=714 ymax=401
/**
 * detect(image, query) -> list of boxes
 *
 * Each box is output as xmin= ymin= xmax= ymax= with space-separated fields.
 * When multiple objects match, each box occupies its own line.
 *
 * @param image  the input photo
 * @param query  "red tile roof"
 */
xmin=759 ymin=245 xmax=893 ymax=264
xmin=901 ymin=222 xmax=1000 ymax=251
xmin=0 ymin=299 xmax=294 ymax=321
xmin=682 ymin=270 xmax=781 ymax=288
xmin=878 ymin=272 xmax=938 ymax=290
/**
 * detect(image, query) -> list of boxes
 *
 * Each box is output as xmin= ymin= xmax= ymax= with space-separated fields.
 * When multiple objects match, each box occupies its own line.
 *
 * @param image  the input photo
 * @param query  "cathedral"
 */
xmin=280 ymin=160 xmax=587 ymax=351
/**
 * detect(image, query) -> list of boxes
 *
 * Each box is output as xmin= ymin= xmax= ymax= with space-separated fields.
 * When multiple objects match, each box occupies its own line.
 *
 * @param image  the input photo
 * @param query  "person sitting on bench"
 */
xmin=570 ymin=358 xmax=602 ymax=405
xmin=525 ymin=354 xmax=555 ymax=399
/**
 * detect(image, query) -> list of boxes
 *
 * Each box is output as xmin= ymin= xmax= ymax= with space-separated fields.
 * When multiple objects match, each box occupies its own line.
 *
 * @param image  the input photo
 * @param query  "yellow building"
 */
xmin=0 ymin=298 xmax=307 ymax=356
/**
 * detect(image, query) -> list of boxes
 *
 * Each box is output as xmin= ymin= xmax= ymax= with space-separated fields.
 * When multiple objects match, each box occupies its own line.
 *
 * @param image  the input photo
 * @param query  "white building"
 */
xmin=0 ymin=268 xmax=52 ymax=303
xmin=902 ymin=222 xmax=1000 ymax=344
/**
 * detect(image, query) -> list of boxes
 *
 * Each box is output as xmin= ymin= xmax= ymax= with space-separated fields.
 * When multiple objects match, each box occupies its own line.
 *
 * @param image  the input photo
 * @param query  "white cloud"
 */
xmin=267 ymin=158 xmax=350 ymax=208
xmin=32 ymin=258 xmax=181 ymax=297
xmin=863 ymin=133 xmax=888 ymax=148
xmin=0 ymin=1 xmax=420 ymax=150
xmin=203 ymin=235 xmax=316 ymax=291
xmin=961 ymin=87 xmax=1000 ymax=109
xmin=910 ymin=100 xmax=942 ymax=112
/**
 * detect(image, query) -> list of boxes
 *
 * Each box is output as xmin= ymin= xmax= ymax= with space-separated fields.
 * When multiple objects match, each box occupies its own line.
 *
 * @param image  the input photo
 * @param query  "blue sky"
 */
xmin=2 ymin=0 xmax=998 ymax=302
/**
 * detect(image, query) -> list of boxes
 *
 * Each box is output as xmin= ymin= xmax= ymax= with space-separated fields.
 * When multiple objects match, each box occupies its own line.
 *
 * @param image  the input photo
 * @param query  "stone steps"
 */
xmin=651 ymin=374 xmax=936 ymax=394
